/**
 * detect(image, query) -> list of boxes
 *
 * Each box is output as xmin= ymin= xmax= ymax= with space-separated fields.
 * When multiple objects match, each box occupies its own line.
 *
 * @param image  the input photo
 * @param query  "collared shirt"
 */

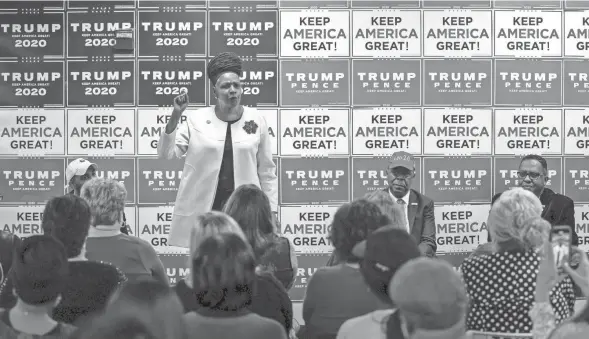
xmin=87 ymin=225 xmax=121 ymax=238
xmin=389 ymin=189 xmax=411 ymax=233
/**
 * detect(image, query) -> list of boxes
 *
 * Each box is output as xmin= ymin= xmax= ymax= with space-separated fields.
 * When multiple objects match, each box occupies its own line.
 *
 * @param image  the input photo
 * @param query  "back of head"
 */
xmin=80 ymin=177 xmax=127 ymax=226
xmin=189 ymin=211 xmax=246 ymax=257
xmin=42 ymin=194 xmax=92 ymax=258
xmin=72 ymin=311 xmax=160 ymax=339
xmin=389 ymin=258 xmax=467 ymax=333
xmin=330 ymin=199 xmax=392 ymax=263
xmin=488 ymin=187 xmax=544 ymax=251
xmin=364 ymin=190 xmax=406 ymax=230
xmin=358 ymin=227 xmax=421 ymax=304
xmin=192 ymin=233 xmax=257 ymax=311
xmin=106 ymin=280 xmax=186 ymax=339
xmin=223 ymin=184 xmax=276 ymax=258
xmin=12 ymin=235 xmax=68 ymax=305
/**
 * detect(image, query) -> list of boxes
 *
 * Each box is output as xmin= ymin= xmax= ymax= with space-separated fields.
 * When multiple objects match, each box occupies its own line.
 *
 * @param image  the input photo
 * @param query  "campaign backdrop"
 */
xmin=1 ymin=0 xmax=589 ymax=301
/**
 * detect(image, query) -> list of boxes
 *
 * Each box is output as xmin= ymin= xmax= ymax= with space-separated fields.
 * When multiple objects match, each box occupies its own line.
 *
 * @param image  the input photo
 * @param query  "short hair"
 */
xmin=12 ymin=235 xmax=68 ymax=305
xmin=223 ymin=184 xmax=277 ymax=260
xmin=489 ymin=187 xmax=544 ymax=251
xmin=192 ymin=233 xmax=257 ymax=311
xmin=520 ymin=154 xmax=548 ymax=174
xmin=42 ymin=195 xmax=92 ymax=258
xmin=363 ymin=190 xmax=405 ymax=230
xmin=102 ymin=280 xmax=186 ymax=339
xmin=72 ymin=316 xmax=158 ymax=339
xmin=80 ymin=177 xmax=127 ymax=226
xmin=329 ymin=199 xmax=391 ymax=263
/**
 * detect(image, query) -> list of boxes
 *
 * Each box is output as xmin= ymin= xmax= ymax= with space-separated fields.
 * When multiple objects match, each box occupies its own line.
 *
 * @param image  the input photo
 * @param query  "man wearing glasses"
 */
xmin=386 ymin=151 xmax=436 ymax=257
xmin=492 ymin=154 xmax=577 ymax=246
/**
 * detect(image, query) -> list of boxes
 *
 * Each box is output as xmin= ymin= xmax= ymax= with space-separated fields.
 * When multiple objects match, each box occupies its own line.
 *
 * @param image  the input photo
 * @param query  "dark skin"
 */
xmin=69 ymin=167 xmax=96 ymax=196
xmin=164 ymin=71 xmax=278 ymax=220
xmin=517 ymin=159 xmax=548 ymax=197
xmin=387 ymin=166 xmax=415 ymax=199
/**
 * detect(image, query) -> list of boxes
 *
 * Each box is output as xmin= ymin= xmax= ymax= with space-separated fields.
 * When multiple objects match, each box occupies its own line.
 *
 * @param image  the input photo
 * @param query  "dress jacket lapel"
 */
xmin=407 ymin=190 xmax=418 ymax=235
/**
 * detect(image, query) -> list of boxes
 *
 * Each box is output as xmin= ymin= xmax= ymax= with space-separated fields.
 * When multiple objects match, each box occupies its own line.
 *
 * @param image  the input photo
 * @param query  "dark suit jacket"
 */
xmin=400 ymin=188 xmax=437 ymax=257
xmin=325 ymin=188 xmax=437 ymax=265
xmin=491 ymin=188 xmax=578 ymax=246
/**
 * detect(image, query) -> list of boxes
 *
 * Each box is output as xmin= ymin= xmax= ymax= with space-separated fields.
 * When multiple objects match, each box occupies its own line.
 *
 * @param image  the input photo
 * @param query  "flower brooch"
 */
xmin=243 ymin=120 xmax=258 ymax=134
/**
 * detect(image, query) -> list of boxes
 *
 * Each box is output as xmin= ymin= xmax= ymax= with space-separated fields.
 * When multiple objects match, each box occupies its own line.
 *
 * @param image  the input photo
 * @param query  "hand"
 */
xmin=535 ymin=238 xmax=567 ymax=302
xmin=563 ymin=247 xmax=589 ymax=297
xmin=173 ymin=90 xmax=189 ymax=116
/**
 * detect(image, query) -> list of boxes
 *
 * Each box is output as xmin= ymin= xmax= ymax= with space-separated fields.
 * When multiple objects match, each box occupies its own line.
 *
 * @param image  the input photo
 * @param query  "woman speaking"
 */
xmin=157 ymin=52 xmax=278 ymax=248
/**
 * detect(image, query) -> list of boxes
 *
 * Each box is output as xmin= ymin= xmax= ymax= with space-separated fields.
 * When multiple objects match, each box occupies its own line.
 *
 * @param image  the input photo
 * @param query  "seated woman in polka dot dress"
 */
xmin=461 ymin=188 xmax=575 ymax=334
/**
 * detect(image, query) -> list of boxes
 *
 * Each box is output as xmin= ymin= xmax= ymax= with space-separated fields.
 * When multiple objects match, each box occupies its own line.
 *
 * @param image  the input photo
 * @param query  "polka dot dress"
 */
xmin=461 ymin=251 xmax=575 ymax=333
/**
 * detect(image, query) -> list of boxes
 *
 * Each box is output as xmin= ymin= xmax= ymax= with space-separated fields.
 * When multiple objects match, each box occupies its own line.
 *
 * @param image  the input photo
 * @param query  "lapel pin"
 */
xmin=411 ymin=202 xmax=418 ymax=206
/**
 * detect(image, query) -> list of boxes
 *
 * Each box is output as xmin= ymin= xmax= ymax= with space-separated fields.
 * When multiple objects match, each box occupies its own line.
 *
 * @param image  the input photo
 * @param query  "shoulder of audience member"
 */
xmin=461 ymin=252 xmax=496 ymax=272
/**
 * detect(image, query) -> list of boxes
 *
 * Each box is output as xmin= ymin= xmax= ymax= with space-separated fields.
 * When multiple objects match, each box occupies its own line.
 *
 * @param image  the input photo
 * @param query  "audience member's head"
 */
xmin=191 ymin=233 xmax=257 ymax=312
xmin=11 ymin=235 xmax=68 ymax=311
xmin=330 ymin=199 xmax=391 ymax=263
xmin=183 ymin=211 xmax=246 ymax=287
xmin=518 ymin=154 xmax=549 ymax=197
xmin=388 ymin=258 xmax=468 ymax=338
xmin=353 ymin=227 xmax=421 ymax=305
xmin=106 ymin=280 xmax=185 ymax=338
xmin=189 ymin=211 xmax=246 ymax=257
xmin=75 ymin=280 xmax=185 ymax=339
xmin=80 ymin=177 xmax=127 ymax=227
xmin=66 ymin=158 xmax=97 ymax=195
xmin=488 ymin=187 xmax=544 ymax=252
xmin=364 ymin=190 xmax=405 ymax=229
xmin=223 ymin=184 xmax=276 ymax=259
xmin=42 ymin=194 xmax=92 ymax=259
xmin=71 ymin=315 xmax=159 ymax=339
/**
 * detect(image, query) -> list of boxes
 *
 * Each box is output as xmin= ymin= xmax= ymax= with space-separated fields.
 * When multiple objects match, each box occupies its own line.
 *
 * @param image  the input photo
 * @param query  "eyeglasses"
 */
xmin=517 ymin=170 xmax=542 ymax=179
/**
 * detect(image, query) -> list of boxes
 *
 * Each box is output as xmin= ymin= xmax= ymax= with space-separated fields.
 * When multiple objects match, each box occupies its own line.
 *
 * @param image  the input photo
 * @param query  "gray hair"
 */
xmin=363 ymin=190 xmax=407 ymax=230
xmin=80 ymin=177 xmax=126 ymax=227
xmin=489 ymin=188 xmax=544 ymax=251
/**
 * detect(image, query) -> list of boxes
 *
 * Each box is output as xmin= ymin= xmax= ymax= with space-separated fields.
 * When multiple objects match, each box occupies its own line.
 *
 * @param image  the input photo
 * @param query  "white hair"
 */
xmin=80 ymin=177 xmax=126 ymax=227
xmin=489 ymin=188 xmax=545 ymax=250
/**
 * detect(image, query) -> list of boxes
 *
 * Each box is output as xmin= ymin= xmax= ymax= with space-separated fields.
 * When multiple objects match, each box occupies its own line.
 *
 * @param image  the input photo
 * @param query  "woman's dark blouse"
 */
xmin=212 ymin=120 xmax=239 ymax=211
xmin=174 ymin=272 xmax=293 ymax=334
xmin=0 ymin=261 xmax=126 ymax=325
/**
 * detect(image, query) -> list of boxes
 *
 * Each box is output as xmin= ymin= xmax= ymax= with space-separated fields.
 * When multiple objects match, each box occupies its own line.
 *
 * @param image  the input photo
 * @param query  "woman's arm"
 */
xmin=157 ymin=93 xmax=190 ymax=160
xmin=256 ymin=115 xmax=278 ymax=212
xmin=530 ymin=302 xmax=556 ymax=339
xmin=157 ymin=113 xmax=190 ymax=160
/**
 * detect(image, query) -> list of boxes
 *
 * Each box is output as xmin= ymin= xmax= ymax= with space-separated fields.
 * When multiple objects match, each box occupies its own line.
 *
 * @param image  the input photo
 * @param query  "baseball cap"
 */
xmin=389 ymin=151 xmax=415 ymax=171
xmin=353 ymin=227 xmax=421 ymax=298
xmin=389 ymin=258 xmax=467 ymax=330
xmin=65 ymin=158 xmax=97 ymax=187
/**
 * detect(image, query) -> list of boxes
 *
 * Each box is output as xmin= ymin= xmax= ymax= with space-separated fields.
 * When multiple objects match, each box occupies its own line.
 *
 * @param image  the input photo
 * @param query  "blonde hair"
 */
xmin=364 ymin=190 xmax=407 ymax=230
xmin=489 ymin=188 xmax=544 ymax=251
xmin=185 ymin=211 xmax=246 ymax=287
xmin=80 ymin=177 xmax=126 ymax=226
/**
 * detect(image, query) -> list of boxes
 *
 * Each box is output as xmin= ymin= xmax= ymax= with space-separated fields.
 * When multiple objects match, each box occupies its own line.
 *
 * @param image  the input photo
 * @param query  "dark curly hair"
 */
xmin=41 ymin=195 xmax=92 ymax=258
xmin=329 ymin=199 xmax=391 ymax=263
